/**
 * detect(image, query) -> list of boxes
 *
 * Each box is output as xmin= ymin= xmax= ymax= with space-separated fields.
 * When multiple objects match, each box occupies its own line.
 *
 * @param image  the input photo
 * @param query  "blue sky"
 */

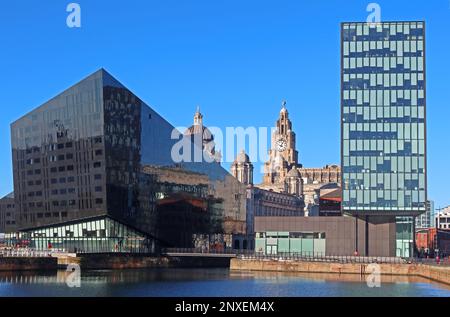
xmin=0 ymin=0 xmax=449 ymax=209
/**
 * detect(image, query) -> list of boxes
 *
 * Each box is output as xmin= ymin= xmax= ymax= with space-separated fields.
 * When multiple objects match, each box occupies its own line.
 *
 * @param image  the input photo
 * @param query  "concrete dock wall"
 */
xmin=230 ymin=258 xmax=450 ymax=285
xmin=0 ymin=257 xmax=57 ymax=271
xmin=60 ymin=254 xmax=232 ymax=270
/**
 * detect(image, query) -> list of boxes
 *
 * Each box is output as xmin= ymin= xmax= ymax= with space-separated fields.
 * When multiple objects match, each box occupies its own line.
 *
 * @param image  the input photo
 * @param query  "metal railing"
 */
xmin=0 ymin=248 xmax=63 ymax=258
xmin=162 ymin=247 xmax=254 ymax=256
xmin=237 ymin=252 xmax=409 ymax=264
xmin=410 ymin=257 xmax=450 ymax=267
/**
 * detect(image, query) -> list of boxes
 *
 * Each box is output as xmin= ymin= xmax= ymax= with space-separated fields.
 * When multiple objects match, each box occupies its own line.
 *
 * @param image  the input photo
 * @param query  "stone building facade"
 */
xmin=259 ymin=102 xmax=341 ymax=215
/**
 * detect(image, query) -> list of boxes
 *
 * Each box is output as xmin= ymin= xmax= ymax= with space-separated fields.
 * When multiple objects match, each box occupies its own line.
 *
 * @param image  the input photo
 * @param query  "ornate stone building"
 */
xmin=184 ymin=107 xmax=221 ymax=163
xmin=230 ymin=150 xmax=254 ymax=186
xmin=230 ymin=150 xmax=305 ymax=250
xmin=259 ymin=101 xmax=341 ymax=215
xmin=263 ymin=101 xmax=300 ymax=185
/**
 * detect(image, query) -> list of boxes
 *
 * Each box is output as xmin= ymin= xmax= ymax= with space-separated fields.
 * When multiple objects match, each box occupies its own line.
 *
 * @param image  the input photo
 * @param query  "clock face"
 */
xmin=276 ymin=137 xmax=287 ymax=152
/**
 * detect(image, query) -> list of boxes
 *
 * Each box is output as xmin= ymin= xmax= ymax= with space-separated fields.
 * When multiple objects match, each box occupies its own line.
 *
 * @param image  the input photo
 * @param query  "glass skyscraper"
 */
xmin=341 ymin=22 xmax=427 ymax=257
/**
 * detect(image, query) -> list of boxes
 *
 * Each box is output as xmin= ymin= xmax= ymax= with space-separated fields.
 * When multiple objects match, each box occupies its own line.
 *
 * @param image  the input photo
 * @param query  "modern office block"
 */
xmin=341 ymin=21 xmax=426 ymax=256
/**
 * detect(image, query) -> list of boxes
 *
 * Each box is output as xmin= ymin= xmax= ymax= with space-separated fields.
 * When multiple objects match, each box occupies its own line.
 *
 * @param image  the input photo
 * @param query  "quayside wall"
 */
xmin=230 ymin=258 xmax=450 ymax=285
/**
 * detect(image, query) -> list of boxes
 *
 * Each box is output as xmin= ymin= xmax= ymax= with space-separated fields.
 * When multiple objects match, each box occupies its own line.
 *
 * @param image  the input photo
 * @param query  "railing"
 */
xmin=410 ymin=257 xmax=450 ymax=267
xmin=237 ymin=253 xmax=410 ymax=264
xmin=162 ymin=247 xmax=254 ymax=256
xmin=0 ymin=248 xmax=67 ymax=258
xmin=0 ymin=248 xmax=65 ymax=258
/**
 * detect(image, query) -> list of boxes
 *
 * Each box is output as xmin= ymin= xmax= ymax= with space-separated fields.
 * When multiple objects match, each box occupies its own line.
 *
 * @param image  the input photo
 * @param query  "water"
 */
xmin=0 ymin=268 xmax=449 ymax=297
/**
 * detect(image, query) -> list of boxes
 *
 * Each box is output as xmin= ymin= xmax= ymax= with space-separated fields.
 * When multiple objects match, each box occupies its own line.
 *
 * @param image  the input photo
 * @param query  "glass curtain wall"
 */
xmin=6 ymin=217 xmax=155 ymax=253
xmin=342 ymin=22 xmax=426 ymax=214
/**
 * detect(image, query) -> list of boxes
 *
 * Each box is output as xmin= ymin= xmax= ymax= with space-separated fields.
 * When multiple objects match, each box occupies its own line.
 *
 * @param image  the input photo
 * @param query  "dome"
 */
xmin=234 ymin=150 xmax=250 ymax=164
xmin=319 ymin=182 xmax=340 ymax=190
xmin=184 ymin=125 xmax=214 ymax=141
xmin=184 ymin=107 xmax=214 ymax=142
xmin=287 ymin=168 xmax=300 ymax=178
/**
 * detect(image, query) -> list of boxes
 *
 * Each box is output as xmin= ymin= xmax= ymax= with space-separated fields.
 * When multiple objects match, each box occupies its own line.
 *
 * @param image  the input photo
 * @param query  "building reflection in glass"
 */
xmin=8 ymin=69 xmax=246 ymax=252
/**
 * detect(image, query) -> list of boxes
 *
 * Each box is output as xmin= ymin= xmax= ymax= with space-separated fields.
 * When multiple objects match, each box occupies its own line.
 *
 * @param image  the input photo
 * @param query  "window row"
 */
xmin=343 ymin=40 xmax=423 ymax=55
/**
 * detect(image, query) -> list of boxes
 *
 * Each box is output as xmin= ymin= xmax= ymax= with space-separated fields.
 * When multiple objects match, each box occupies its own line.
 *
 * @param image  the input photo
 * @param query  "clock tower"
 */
xmin=263 ymin=101 xmax=300 ymax=184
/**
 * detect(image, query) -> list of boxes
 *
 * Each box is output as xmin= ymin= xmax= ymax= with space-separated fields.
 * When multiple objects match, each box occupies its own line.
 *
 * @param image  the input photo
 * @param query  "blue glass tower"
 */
xmin=341 ymin=21 xmax=427 ymax=256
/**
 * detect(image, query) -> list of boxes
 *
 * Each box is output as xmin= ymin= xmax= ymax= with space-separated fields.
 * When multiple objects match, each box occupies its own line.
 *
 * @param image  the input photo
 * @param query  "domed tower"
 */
xmin=184 ymin=107 xmax=220 ymax=162
xmin=284 ymin=167 xmax=303 ymax=196
xmin=231 ymin=150 xmax=253 ymax=185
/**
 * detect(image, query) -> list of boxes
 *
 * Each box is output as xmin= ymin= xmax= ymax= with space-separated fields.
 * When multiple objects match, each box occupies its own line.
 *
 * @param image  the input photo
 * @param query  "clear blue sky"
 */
xmin=0 ymin=0 xmax=449 ymax=209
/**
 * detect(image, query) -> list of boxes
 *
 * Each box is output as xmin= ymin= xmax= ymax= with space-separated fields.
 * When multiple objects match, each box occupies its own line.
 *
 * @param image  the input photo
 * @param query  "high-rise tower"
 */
xmin=341 ymin=21 xmax=427 ymax=257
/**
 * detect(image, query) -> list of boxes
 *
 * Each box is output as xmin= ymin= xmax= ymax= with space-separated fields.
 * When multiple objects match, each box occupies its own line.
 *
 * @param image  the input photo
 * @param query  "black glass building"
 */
xmin=341 ymin=22 xmax=427 ymax=257
xmin=9 ymin=69 xmax=247 ymax=253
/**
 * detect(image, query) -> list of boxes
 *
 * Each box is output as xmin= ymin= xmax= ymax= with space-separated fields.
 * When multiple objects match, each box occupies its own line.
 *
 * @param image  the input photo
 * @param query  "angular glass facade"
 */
xmin=10 ymin=69 xmax=247 ymax=252
xmin=341 ymin=22 xmax=426 ymax=215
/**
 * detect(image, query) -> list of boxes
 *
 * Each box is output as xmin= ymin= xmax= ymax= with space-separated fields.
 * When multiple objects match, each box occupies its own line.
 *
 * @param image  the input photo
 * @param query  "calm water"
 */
xmin=0 ymin=268 xmax=449 ymax=297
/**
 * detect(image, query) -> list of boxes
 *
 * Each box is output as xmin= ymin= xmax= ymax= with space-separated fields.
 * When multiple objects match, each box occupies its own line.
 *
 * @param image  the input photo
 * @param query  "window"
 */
xmin=94 ymin=174 xmax=102 ymax=180
xmin=34 ymin=169 xmax=41 ymax=175
xmin=67 ymin=165 xmax=74 ymax=171
xmin=95 ymin=186 xmax=102 ymax=192
xmin=51 ymin=178 xmax=57 ymax=184
xmin=66 ymin=153 xmax=74 ymax=160
xmin=95 ymin=149 xmax=103 ymax=156
xmin=59 ymin=177 xmax=66 ymax=183
xmin=95 ymin=198 xmax=103 ymax=204
xmin=58 ymin=166 xmax=65 ymax=172
xmin=93 ymin=162 xmax=101 ymax=168
xmin=65 ymin=142 xmax=73 ymax=148
xmin=68 ymin=176 xmax=75 ymax=183
xmin=58 ymin=154 xmax=65 ymax=161
xmin=50 ymin=167 xmax=57 ymax=173
xmin=57 ymin=143 xmax=64 ymax=149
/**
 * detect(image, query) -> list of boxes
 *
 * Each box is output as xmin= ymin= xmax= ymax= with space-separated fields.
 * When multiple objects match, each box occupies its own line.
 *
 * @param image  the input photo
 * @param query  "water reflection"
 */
xmin=0 ymin=268 xmax=449 ymax=297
